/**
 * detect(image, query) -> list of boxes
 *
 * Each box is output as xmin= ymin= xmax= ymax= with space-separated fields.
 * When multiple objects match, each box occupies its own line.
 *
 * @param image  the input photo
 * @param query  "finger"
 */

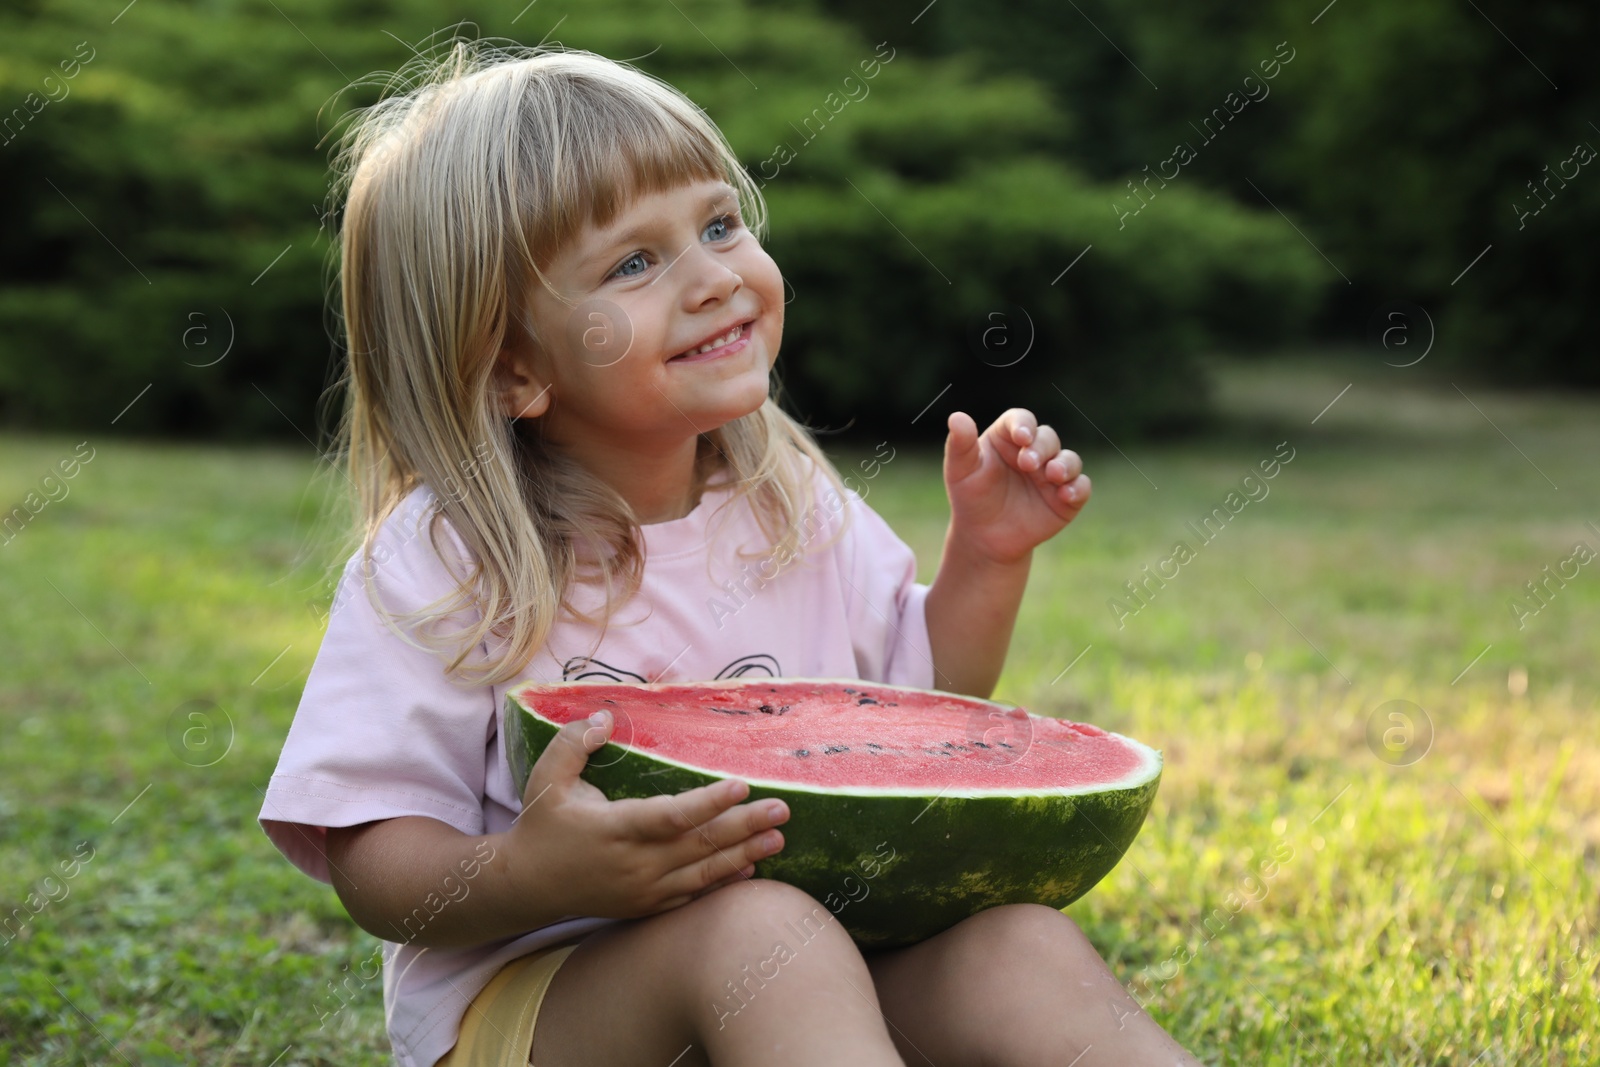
xmin=690 ymin=861 xmax=758 ymax=901
xmin=979 ymin=408 xmax=1036 ymax=472
xmin=524 ymin=712 xmax=613 ymax=805
xmin=667 ymin=795 xmax=789 ymax=870
xmin=648 ymin=796 xmax=788 ymax=910
xmin=943 ymin=411 xmax=982 ymax=485
xmin=998 ymin=408 xmax=1039 ymax=450
xmin=658 ymin=860 xmax=759 ymax=912
xmin=1058 ymin=472 xmax=1091 ymax=509
xmin=1019 ymin=423 xmax=1062 ymax=475
xmin=623 ymin=776 xmax=753 ymax=843
xmin=664 ymin=825 xmax=784 ymax=904
xmin=1044 ymin=448 xmax=1082 ymax=485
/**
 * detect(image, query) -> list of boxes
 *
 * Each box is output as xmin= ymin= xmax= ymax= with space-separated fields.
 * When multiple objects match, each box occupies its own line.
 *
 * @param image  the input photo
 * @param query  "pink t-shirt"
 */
xmin=257 ymin=461 xmax=935 ymax=1067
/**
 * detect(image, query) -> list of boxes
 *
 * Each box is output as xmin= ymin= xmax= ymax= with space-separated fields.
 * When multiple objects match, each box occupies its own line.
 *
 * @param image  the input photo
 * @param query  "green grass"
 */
xmin=1 ymin=352 xmax=1595 ymax=1064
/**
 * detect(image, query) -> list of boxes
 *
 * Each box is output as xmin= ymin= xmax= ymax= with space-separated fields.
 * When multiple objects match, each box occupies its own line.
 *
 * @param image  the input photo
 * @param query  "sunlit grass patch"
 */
xmin=2 ymin=355 xmax=1596 ymax=1064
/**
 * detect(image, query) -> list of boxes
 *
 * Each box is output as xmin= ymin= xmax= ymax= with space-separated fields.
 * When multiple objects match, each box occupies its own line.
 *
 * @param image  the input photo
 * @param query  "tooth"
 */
xmin=684 ymin=324 xmax=743 ymax=357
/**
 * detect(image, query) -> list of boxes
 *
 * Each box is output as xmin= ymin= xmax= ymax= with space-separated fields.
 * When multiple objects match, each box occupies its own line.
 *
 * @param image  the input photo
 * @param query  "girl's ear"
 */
xmin=494 ymin=339 xmax=552 ymax=420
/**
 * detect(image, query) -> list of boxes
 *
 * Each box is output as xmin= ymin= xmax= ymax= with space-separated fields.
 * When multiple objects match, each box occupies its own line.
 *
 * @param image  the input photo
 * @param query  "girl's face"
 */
xmin=502 ymin=176 xmax=783 ymax=455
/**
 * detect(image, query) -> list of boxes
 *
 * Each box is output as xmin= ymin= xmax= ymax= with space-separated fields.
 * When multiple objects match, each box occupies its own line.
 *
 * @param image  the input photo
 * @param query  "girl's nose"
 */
xmin=679 ymin=244 xmax=742 ymax=306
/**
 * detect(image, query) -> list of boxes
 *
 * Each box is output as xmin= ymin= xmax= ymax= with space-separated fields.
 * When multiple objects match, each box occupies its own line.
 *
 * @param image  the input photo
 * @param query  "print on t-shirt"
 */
xmin=560 ymin=652 xmax=782 ymax=682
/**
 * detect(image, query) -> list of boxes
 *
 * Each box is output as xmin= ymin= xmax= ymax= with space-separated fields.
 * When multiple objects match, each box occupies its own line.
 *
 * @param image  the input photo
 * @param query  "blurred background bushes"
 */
xmin=851 ymin=0 xmax=1600 ymax=386
xmin=0 ymin=0 xmax=1591 ymax=444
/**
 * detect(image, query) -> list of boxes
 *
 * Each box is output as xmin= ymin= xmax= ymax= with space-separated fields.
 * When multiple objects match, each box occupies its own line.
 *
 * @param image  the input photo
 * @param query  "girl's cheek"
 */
xmin=565 ymin=295 xmax=636 ymax=368
xmin=750 ymin=255 xmax=786 ymax=315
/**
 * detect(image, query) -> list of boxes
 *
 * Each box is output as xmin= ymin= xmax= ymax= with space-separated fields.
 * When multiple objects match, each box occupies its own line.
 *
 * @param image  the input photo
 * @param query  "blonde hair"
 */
xmin=320 ymin=37 xmax=851 ymax=687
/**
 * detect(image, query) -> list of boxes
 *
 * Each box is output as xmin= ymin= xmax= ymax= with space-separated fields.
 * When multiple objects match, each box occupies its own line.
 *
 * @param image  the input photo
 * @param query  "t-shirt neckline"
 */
xmin=640 ymin=479 xmax=739 ymax=559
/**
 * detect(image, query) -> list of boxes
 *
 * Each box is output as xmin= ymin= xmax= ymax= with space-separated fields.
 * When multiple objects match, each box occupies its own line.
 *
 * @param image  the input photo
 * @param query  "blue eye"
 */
xmin=607 ymin=213 xmax=739 ymax=281
xmin=612 ymin=252 xmax=648 ymax=278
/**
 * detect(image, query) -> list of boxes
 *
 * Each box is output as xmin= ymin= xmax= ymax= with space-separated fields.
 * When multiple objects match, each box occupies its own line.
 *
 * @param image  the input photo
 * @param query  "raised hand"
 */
xmin=942 ymin=408 xmax=1091 ymax=566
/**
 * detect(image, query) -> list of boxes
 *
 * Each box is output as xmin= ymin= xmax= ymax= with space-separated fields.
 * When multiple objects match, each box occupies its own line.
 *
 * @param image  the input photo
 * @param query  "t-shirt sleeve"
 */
xmin=837 ymin=485 xmax=937 ymax=691
xmin=258 ymin=496 xmax=496 ymax=885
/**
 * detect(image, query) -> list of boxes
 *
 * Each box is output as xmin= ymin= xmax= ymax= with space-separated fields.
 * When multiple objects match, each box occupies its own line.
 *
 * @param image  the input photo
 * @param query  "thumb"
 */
xmin=525 ymin=710 xmax=612 ymax=804
xmin=944 ymin=411 xmax=983 ymax=486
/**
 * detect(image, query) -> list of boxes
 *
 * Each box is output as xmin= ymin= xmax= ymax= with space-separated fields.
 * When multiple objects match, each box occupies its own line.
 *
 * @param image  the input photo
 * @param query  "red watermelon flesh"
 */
xmin=521 ymin=679 xmax=1153 ymax=795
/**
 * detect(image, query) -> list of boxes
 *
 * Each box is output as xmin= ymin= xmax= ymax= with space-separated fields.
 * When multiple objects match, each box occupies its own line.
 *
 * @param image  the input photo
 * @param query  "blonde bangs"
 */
xmin=518 ymin=80 xmax=751 ymax=273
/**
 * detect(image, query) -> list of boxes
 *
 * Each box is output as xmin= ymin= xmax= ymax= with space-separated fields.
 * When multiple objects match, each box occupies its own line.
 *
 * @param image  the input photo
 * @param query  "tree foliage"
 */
xmin=0 ymin=0 xmax=1326 ymax=442
xmin=873 ymin=0 xmax=1600 ymax=386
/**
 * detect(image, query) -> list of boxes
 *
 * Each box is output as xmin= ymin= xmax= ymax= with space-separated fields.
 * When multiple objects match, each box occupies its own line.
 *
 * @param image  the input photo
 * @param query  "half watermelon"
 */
xmin=505 ymin=678 xmax=1161 ymax=947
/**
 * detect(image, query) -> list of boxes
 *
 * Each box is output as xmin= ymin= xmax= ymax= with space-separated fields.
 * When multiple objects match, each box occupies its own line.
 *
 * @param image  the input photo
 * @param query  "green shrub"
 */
xmin=0 ymin=0 xmax=1325 ymax=442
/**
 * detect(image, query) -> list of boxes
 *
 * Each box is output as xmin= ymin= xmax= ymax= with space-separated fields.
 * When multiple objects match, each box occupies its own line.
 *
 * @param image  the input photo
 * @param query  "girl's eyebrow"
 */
xmin=577 ymin=186 xmax=739 ymax=274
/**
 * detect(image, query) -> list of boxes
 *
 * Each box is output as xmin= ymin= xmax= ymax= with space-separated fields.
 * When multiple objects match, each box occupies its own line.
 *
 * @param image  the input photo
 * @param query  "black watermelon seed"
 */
xmin=757 ymin=703 xmax=776 ymax=714
xmin=843 ymin=688 xmax=858 ymax=695
xmin=709 ymin=707 xmax=750 ymax=715
xmin=795 ymin=749 xmax=811 ymax=757
xmin=857 ymin=697 xmax=878 ymax=705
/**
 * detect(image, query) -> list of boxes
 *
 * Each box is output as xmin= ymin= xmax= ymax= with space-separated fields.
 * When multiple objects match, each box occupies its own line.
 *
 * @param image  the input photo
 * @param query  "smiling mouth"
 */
xmin=669 ymin=319 xmax=754 ymax=361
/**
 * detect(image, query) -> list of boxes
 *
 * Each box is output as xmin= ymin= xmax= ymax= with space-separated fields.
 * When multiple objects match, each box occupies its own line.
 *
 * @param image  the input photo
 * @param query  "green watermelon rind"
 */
xmin=504 ymin=678 xmax=1161 ymax=948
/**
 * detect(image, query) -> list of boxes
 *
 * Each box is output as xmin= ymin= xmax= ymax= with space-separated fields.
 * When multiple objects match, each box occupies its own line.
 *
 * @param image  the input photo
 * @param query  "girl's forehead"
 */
xmin=593 ymin=177 xmax=736 ymax=233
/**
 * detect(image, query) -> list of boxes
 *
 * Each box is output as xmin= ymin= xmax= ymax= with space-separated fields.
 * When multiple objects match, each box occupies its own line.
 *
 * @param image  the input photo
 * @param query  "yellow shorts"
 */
xmin=435 ymin=940 xmax=583 ymax=1067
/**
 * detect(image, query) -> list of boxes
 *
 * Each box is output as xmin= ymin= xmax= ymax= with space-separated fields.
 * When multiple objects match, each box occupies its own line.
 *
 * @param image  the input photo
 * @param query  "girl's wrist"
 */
xmin=482 ymin=829 xmax=575 ymax=936
xmin=945 ymin=522 xmax=1035 ymax=571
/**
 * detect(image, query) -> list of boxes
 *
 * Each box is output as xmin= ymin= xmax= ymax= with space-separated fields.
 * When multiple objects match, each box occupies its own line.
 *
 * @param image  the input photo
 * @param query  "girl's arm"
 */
xmin=924 ymin=533 xmax=1032 ymax=699
xmin=323 ymin=714 xmax=789 ymax=951
xmin=326 ymin=816 xmax=568 ymax=950
xmin=927 ymin=408 xmax=1091 ymax=699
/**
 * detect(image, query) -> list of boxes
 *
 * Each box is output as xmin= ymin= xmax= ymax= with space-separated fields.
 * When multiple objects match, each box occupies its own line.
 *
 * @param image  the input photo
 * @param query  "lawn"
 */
xmin=0 ymin=352 xmax=1594 ymax=1064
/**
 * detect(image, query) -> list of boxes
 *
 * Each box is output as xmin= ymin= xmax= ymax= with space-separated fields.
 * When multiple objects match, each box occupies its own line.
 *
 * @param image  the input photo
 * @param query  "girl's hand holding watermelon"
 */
xmin=507 ymin=709 xmax=791 ymax=920
xmin=326 ymin=715 xmax=789 ymax=949
xmin=926 ymin=408 xmax=1091 ymax=699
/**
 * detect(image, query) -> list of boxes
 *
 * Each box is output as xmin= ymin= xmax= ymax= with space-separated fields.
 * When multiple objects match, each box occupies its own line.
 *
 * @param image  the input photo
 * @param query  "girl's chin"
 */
xmin=702 ymin=385 xmax=774 ymax=429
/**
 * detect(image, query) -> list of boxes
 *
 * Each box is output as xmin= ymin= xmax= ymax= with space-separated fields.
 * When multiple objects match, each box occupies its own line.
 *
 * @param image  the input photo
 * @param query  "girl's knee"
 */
xmin=668 ymin=878 xmax=858 ymax=976
xmin=953 ymin=904 xmax=1099 ymax=973
xmin=983 ymin=902 xmax=1085 ymax=942
xmin=666 ymin=879 xmax=866 ymax=1025
xmin=960 ymin=902 xmax=1075 ymax=934
xmin=685 ymin=877 xmax=846 ymax=944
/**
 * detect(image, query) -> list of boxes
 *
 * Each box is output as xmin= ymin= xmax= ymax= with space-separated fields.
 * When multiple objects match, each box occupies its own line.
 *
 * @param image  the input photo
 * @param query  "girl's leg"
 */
xmin=530 ymin=877 xmax=906 ymax=1067
xmin=861 ymin=903 xmax=1203 ymax=1067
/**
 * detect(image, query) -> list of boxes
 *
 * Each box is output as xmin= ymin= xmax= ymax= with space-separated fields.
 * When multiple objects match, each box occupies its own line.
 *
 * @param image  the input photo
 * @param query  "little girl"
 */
xmin=259 ymin=40 xmax=1198 ymax=1067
